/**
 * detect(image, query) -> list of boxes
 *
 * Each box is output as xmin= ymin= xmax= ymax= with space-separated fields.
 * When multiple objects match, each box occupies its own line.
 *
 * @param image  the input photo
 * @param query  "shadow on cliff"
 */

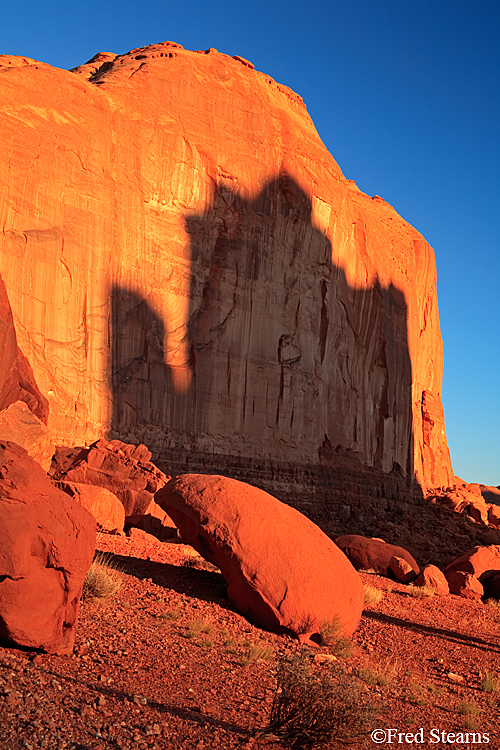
xmin=109 ymin=173 xmax=424 ymax=530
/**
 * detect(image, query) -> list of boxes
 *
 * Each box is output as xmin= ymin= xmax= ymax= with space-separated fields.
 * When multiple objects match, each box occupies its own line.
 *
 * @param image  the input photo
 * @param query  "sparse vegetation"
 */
xmin=358 ymin=660 xmax=399 ymax=688
xmin=407 ymin=584 xmax=435 ymax=598
xmin=261 ymin=651 xmax=373 ymax=747
xmin=249 ymin=643 xmax=274 ymax=661
xmin=457 ymin=701 xmax=480 ymax=730
xmin=184 ymin=619 xmax=213 ymax=639
xmin=82 ymin=552 xmax=122 ymax=603
xmin=159 ymin=609 xmax=182 ymax=621
xmin=480 ymin=671 xmax=500 ymax=693
xmin=364 ymin=585 xmax=384 ymax=606
xmin=319 ymin=618 xmax=352 ymax=658
xmin=457 ymin=701 xmax=479 ymax=717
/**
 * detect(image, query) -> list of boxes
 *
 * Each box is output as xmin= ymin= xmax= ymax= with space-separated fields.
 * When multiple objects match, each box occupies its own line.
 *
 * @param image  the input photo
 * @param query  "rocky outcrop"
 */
xmin=50 ymin=438 xmax=170 ymax=519
xmin=0 ymin=401 xmax=54 ymax=470
xmin=428 ymin=482 xmax=500 ymax=529
xmin=0 ymin=442 xmax=95 ymax=654
xmin=156 ymin=474 xmax=364 ymax=641
xmin=0 ymin=42 xmax=453 ymax=505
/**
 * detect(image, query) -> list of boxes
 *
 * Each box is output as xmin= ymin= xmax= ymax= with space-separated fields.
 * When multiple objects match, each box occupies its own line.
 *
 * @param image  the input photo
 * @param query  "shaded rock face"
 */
xmin=155 ymin=474 xmax=364 ymax=641
xmin=335 ymin=534 xmax=420 ymax=581
xmin=0 ymin=442 xmax=96 ymax=654
xmin=0 ymin=42 xmax=453 ymax=504
xmin=50 ymin=438 xmax=170 ymax=518
xmin=0 ymin=276 xmax=48 ymax=425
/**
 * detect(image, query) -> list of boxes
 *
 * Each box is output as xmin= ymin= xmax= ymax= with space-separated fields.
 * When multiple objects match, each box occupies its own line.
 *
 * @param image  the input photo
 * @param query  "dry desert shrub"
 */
xmin=480 ymin=671 xmax=500 ymax=693
xmin=184 ymin=619 xmax=213 ymax=639
xmin=364 ymin=584 xmax=384 ymax=606
xmin=262 ymin=651 xmax=373 ymax=747
xmin=407 ymin=584 xmax=435 ymax=598
xmin=358 ymin=658 xmax=399 ymax=687
xmin=82 ymin=552 xmax=122 ymax=603
xmin=319 ymin=617 xmax=353 ymax=658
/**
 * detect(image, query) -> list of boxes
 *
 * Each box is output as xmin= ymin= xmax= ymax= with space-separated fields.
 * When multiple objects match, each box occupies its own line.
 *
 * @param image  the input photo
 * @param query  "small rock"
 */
xmin=447 ymin=672 xmax=464 ymax=683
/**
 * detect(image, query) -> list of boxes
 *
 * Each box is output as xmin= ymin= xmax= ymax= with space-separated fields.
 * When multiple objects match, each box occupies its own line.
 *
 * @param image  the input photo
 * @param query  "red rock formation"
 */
xmin=0 ymin=442 xmax=95 ymax=654
xmin=56 ymin=481 xmax=125 ymax=533
xmin=414 ymin=564 xmax=449 ymax=596
xmin=335 ymin=534 xmax=420 ymax=581
xmin=0 ymin=42 xmax=453 ymax=503
xmin=156 ymin=474 xmax=364 ymax=641
xmin=50 ymin=438 xmax=170 ymax=518
xmin=0 ymin=275 xmax=48 ymax=424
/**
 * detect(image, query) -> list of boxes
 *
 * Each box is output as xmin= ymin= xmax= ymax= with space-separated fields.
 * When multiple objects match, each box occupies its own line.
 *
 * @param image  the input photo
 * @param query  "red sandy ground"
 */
xmin=1 ymin=532 xmax=499 ymax=750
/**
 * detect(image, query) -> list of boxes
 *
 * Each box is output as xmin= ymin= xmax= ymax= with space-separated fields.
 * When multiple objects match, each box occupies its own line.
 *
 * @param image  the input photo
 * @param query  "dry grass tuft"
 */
xmin=82 ymin=552 xmax=122 ymax=603
xmin=407 ymin=584 xmax=435 ymax=598
xmin=262 ymin=651 xmax=374 ymax=747
xmin=319 ymin=618 xmax=353 ymax=658
xmin=184 ymin=619 xmax=213 ymax=639
xmin=480 ymin=671 xmax=500 ymax=693
xmin=364 ymin=585 xmax=384 ymax=606
xmin=358 ymin=659 xmax=399 ymax=688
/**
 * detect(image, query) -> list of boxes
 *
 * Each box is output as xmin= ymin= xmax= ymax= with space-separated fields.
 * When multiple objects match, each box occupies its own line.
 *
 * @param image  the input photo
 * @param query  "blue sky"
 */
xmin=2 ymin=0 xmax=498 ymax=485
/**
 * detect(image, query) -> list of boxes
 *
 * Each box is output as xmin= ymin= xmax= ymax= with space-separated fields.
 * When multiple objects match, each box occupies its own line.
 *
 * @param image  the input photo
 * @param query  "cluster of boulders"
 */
xmin=333 ymin=531 xmax=500 ymax=601
xmin=50 ymin=438 xmax=178 ymax=540
xmin=1 ymin=410 xmax=500 ymax=655
xmin=428 ymin=482 xmax=500 ymax=541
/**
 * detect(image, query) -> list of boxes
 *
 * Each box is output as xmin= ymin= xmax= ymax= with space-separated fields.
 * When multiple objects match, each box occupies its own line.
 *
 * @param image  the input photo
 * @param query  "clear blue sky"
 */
xmin=2 ymin=0 xmax=498 ymax=486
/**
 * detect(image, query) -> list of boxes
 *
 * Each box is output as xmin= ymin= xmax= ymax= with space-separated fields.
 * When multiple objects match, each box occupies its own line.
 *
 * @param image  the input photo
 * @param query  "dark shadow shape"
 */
xmin=104 ymin=552 xmax=229 ymax=606
xmin=109 ymin=172 xmax=424 ymax=531
xmin=25 ymin=663 xmax=251 ymax=739
xmin=363 ymin=609 xmax=500 ymax=654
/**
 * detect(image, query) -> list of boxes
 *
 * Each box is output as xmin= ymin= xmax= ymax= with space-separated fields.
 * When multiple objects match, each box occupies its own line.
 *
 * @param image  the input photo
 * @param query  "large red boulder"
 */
xmin=155 ymin=474 xmax=364 ymax=643
xmin=0 ymin=442 xmax=96 ymax=654
xmin=334 ymin=534 xmax=420 ymax=581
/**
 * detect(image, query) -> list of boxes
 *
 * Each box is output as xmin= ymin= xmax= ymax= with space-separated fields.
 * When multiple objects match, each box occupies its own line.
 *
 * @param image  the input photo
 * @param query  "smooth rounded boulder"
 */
xmin=335 ymin=534 xmax=420 ymax=581
xmin=0 ymin=442 xmax=96 ymax=654
xmin=155 ymin=474 xmax=364 ymax=642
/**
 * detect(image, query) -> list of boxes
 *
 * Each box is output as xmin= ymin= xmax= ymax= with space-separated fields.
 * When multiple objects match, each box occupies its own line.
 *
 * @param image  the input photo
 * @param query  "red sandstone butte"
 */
xmin=156 ymin=474 xmax=364 ymax=641
xmin=0 ymin=43 xmax=453 ymax=496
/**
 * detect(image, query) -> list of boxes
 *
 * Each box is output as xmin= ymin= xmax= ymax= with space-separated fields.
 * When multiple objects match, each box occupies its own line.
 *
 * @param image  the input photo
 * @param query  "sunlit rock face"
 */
xmin=0 ymin=42 xmax=453 ymax=507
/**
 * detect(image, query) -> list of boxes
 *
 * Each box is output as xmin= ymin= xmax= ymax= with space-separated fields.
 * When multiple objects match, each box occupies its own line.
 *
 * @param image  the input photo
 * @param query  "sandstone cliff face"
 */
xmin=0 ymin=42 xmax=453 ymax=499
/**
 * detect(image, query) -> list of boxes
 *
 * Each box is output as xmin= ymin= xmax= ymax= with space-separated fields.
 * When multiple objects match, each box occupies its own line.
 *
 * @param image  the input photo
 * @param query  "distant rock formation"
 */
xmin=0 ymin=42 xmax=453 ymax=513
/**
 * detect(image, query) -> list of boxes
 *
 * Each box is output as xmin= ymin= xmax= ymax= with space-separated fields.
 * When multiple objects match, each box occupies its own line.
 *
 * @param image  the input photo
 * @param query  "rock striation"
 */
xmin=0 ymin=42 xmax=453 ymax=510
